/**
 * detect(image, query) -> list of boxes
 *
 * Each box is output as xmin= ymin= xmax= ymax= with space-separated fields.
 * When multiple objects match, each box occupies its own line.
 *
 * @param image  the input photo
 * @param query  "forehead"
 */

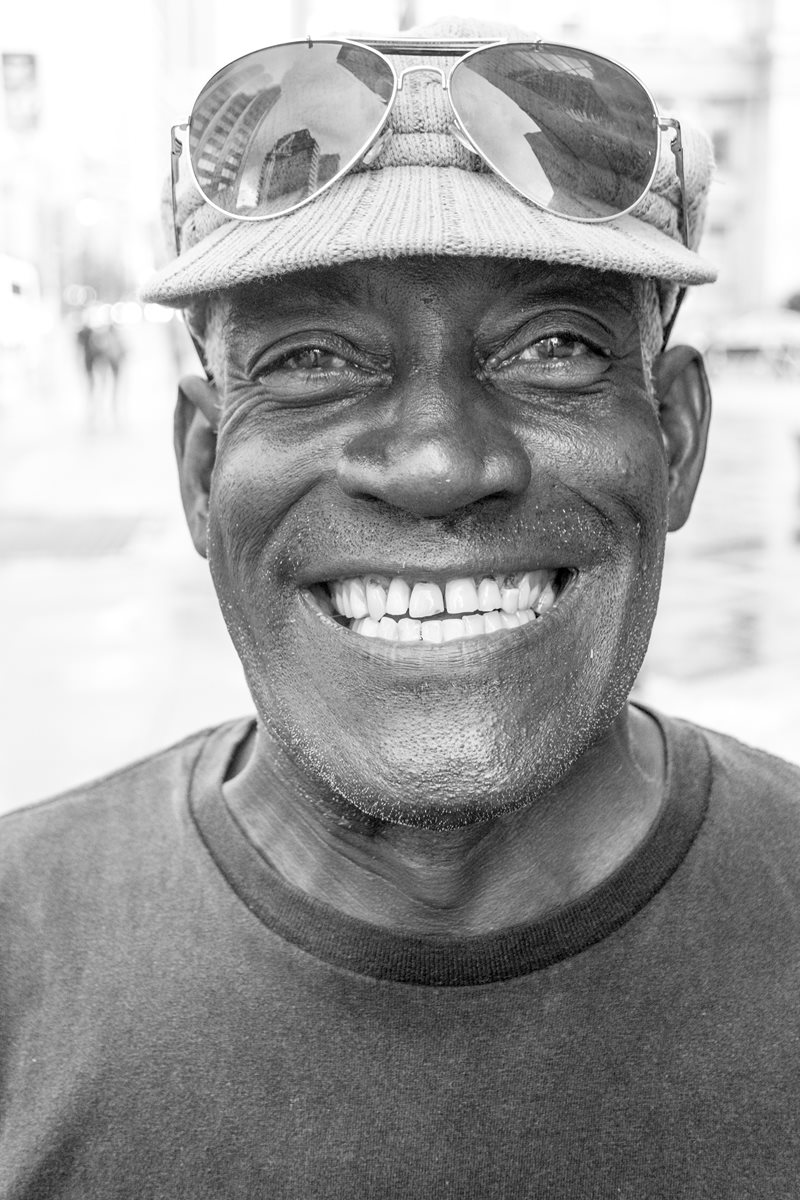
xmin=213 ymin=257 xmax=642 ymax=335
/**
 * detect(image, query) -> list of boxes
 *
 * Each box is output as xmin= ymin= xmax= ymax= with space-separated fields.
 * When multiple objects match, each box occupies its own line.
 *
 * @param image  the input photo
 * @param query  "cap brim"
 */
xmin=141 ymin=166 xmax=717 ymax=307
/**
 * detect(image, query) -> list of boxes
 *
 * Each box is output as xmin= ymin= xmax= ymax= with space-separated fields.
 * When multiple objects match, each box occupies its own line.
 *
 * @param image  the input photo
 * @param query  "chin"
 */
xmin=242 ymin=633 xmax=646 ymax=832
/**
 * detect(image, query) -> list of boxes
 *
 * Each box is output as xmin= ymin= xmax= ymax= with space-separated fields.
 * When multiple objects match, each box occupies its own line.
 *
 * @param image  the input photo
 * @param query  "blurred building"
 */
xmin=548 ymin=0 xmax=800 ymax=331
xmin=1 ymin=1 xmax=164 ymax=330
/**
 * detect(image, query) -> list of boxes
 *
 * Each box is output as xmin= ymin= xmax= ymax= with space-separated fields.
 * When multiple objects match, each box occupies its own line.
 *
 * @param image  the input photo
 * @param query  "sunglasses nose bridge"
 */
xmin=395 ymin=63 xmax=449 ymax=92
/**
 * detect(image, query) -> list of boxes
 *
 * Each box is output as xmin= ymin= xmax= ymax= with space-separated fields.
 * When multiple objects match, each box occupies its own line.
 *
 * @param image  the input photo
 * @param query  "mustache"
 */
xmin=258 ymin=494 xmax=621 ymax=585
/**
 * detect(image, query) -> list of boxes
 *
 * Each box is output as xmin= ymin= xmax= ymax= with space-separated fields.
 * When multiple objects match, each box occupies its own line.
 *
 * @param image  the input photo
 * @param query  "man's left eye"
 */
xmin=516 ymin=335 xmax=592 ymax=361
xmin=485 ymin=329 xmax=612 ymax=389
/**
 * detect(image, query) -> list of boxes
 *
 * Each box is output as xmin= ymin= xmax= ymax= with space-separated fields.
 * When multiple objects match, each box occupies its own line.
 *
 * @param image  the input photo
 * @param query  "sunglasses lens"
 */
xmin=450 ymin=44 xmax=658 ymax=220
xmin=189 ymin=42 xmax=394 ymax=218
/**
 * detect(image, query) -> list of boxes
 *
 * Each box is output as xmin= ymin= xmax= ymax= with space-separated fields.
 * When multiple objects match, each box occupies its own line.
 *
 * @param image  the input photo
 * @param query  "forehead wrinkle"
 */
xmin=487 ymin=260 xmax=635 ymax=305
xmin=230 ymin=270 xmax=368 ymax=324
xmin=219 ymin=259 xmax=642 ymax=332
xmin=229 ymin=258 xmax=639 ymax=318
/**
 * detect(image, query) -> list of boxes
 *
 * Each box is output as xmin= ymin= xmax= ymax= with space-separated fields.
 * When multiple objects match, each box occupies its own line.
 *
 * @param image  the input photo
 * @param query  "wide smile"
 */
xmin=312 ymin=568 xmax=575 ymax=644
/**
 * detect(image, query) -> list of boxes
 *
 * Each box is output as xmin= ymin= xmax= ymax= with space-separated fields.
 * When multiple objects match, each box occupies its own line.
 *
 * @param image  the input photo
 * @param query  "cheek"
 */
xmin=204 ymin=446 xmax=297 ymax=670
xmin=558 ymin=408 xmax=669 ymax=662
xmin=604 ymin=432 xmax=670 ymax=607
xmin=592 ymin=439 xmax=669 ymax=698
xmin=586 ymin=397 xmax=668 ymax=517
xmin=207 ymin=431 xmax=323 ymax=581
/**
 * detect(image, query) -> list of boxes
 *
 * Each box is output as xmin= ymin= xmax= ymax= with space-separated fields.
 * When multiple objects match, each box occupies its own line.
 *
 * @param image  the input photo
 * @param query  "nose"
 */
xmin=336 ymin=378 xmax=531 ymax=519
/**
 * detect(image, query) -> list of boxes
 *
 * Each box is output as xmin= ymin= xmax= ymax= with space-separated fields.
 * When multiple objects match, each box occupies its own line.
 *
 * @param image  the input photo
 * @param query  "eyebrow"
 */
xmin=224 ymin=262 xmax=637 ymax=348
xmin=230 ymin=273 xmax=363 ymax=320
xmin=503 ymin=264 xmax=635 ymax=307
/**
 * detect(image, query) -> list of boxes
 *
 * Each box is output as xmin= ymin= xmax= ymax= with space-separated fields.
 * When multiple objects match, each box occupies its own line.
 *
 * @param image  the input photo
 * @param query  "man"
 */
xmin=2 ymin=18 xmax=799 ymax=1198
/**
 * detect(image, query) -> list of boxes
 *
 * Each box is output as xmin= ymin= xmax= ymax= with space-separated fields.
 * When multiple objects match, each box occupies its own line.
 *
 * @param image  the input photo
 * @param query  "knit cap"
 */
xmin=141 ymin=16 xmax=717 ymax=323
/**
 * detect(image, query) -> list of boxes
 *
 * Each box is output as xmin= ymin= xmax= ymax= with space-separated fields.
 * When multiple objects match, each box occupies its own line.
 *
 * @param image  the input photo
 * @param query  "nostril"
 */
xmin=337 ymin=419 xmax=531 ymax=517
xmin=340 ymin=486 xmax=388 ymax=507
xmin=481 ymin=489 xmax=512 ymax=506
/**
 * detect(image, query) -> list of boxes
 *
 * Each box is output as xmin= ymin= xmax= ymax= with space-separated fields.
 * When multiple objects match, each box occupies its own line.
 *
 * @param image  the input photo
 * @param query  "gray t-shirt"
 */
xmin=2 ymin=710 xmax=799 ymax=1198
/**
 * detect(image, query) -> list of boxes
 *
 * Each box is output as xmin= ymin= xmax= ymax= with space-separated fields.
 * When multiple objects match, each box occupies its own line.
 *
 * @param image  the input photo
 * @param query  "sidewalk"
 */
xmin=0 ymin=326 xmax=251 ymax=811
xmin=1 ymin=340 xmax=799 ymax=812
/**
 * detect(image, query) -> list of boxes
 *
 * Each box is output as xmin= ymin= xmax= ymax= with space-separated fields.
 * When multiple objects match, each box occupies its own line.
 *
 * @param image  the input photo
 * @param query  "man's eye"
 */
xmin=270 ymin=347 xmax=348 ymax=373
xmin=485 ymin=329 xmax=612 ymax=390
xmin=244 ymin=338 xmax=389 ymax=406
xmin=516 ymin=335 xmax=592 ymax=362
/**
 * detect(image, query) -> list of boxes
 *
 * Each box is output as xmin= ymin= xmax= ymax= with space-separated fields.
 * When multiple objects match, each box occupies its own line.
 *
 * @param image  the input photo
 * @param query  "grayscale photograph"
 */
xmin=1 ymin=0 xmax=799 ymax=1194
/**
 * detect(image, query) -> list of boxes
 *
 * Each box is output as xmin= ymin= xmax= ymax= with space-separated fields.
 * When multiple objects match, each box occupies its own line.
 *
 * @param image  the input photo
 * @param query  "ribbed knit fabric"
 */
xmin=141 ymin=17 xmax=716 ymax=320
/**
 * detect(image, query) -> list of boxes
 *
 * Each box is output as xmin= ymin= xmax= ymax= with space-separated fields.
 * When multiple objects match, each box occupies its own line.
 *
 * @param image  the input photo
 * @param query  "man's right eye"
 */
xmin=269 ymin=347 xmax=349 ymax=373
xmin=245 ymin=336 xmax=391 ymax=406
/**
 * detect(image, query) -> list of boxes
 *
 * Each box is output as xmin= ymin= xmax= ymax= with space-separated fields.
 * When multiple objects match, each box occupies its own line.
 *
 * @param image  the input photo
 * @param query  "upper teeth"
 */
xmin=327 ymin=571 xmax=562 ymax=642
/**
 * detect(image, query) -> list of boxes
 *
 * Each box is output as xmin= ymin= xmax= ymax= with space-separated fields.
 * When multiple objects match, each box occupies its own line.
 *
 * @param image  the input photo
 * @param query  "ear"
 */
xmin=174 ymin=375 xmax=220 ymax=557
xmin=654 ymin=345 xmax=712 ymax=532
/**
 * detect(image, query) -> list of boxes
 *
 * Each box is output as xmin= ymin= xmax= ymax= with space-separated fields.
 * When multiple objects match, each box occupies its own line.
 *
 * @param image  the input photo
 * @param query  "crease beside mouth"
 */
xmin=317 ymin=568 xmax=573 ymax=644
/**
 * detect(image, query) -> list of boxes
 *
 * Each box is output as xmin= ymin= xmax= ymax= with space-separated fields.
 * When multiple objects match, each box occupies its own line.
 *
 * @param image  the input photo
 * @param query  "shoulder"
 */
xmin=658 ymin=710 xmax=800 ymax=864
xmin=655 ymin=708 xmax=800 ymax=802
xmin=0 ymin=720 xmax=250 ymax=884
xmin=679 ymin=717 xmax=800 ymax=809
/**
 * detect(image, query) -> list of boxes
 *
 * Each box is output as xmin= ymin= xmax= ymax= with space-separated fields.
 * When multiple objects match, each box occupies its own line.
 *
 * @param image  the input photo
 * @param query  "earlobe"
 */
xmin=174 ymin=375 xmax=220 ymax=558
xmin=654 ymin=345 xmax=712 ymax=532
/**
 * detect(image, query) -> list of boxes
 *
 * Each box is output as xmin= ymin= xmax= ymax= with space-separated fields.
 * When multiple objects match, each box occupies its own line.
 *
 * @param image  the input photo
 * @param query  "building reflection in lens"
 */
xmin=190 ymin=42 xmax=393 ymax=217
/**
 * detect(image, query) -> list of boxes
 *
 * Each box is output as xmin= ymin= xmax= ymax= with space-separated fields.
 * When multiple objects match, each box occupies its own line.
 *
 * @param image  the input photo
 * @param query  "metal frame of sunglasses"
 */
xmin=168 ymin=36 xmax=690 ymax=360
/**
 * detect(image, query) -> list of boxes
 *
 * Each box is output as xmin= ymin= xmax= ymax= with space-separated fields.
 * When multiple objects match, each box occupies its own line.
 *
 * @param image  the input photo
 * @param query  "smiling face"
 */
xmin=184 ymin=256 xmax=692 ymax=827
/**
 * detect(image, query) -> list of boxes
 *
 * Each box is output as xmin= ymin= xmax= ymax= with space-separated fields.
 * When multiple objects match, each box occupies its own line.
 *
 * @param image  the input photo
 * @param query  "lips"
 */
xmin=320 ymin=568 xmax=573 ymax=643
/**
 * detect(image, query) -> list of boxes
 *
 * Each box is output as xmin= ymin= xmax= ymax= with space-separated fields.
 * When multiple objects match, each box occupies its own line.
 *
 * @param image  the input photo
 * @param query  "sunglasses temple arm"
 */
xmin=180 ymin=318 xmax=215 ymax=383
xmin=170 ymin=128 xmax=184 ymax=256
xmin=660 ymin=119 xmax=690 ymax=349
xmin=667 ymin=120 xmax=691 ymax=253
xmin=169 ymin=126 xmax=215 ymax=382
xmin=661 ymin=286 xmax=687 ymax=349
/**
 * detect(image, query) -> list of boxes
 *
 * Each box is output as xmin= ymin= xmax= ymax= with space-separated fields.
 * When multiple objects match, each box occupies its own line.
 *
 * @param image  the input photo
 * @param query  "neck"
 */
xmin=222 ymin=704 xmax=666 ymax=935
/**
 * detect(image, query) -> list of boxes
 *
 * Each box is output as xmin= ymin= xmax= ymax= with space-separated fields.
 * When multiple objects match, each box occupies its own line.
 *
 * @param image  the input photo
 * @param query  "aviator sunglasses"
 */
xmin=170 ymin=37 xmax=689 ymax=245
xmin=169 ymin=37 xmax=690 ymax=359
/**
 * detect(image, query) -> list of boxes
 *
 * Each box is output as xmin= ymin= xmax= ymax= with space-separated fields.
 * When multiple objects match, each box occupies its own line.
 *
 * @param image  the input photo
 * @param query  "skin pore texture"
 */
xmin=175 ymin=256 xmax=711 ymax=936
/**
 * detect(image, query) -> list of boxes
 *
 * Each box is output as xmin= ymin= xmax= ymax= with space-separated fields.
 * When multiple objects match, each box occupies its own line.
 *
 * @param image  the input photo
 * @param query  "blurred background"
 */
xmin=2 ymin=0 xmax=799 ymax=811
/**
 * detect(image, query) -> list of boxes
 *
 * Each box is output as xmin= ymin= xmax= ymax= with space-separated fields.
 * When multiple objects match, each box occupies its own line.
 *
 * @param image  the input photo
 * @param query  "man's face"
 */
xmin=201 ymin=257 xmax=672 ymax=826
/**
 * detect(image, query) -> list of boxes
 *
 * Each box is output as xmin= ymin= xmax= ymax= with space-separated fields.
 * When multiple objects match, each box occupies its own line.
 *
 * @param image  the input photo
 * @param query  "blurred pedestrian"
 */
xmin=76 ymin=311 xmax=127 ymax=425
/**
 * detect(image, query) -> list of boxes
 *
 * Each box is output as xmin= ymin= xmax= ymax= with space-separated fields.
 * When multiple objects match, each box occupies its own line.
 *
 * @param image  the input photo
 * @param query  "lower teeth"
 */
xmin=351 ymin=609 xmax=539 ymax=643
